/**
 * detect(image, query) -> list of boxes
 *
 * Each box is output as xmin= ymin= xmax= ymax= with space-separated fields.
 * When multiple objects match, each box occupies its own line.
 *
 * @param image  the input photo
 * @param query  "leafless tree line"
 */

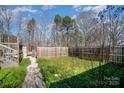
xmin=77 ymin=6 xmax=124 ymax=48
xmin=0 ymin=6 xmax=124 ymax=51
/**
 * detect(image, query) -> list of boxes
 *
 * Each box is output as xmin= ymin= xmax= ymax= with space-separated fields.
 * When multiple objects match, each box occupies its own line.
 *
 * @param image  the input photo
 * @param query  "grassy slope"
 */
xmin=37 ymin=57 xmax=124 ymax=88
xmin=0 ymin=58 xmax=30 ymax=88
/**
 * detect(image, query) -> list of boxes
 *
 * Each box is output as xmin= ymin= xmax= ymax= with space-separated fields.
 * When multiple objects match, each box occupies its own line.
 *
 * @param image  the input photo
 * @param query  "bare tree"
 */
xmin=26 ymin=18 xmax=36 ymax=51
xmin=37 ymin=11 xmax=52 ymax=47
xmin=76 ymin=11 xmax=98 ymax=47
xmin=0 ymin=6 xmax=12 ymax=34
xmin=100 ymin=5 xmax=124 ymax=47
xmin=0 ymin=20 xmax=4 ymax=34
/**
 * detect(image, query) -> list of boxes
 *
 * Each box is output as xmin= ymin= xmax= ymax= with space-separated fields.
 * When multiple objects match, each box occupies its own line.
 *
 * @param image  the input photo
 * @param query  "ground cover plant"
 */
xmin=37 ymin=57 xmax=124 ymax=88
xmin=0 ymin=58 xmax=30 ymax=88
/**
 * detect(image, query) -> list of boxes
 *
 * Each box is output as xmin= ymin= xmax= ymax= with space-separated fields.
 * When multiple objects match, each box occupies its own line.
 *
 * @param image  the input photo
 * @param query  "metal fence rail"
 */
xmin=109 ymin=46 xmax=124 ymax=63
xmin=69 ymin=46 xmax=124 ymax=64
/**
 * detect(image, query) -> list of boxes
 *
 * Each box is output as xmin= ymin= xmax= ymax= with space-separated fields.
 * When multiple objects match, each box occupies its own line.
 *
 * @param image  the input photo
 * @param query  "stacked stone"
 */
xmin=0 ymin=57 xmax=18 ymax=68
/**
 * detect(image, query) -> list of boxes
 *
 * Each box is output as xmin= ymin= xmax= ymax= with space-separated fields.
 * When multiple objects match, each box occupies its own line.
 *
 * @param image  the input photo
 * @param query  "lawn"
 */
xmin=37 ymin=57 xmax=124 ymax=88
xmin=0 ymin=58 xmax=30 ymax=88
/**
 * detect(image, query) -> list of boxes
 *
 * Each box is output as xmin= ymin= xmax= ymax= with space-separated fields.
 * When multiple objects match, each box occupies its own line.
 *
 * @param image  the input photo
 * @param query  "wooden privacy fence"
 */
xmin=0 ymin=34 xmax=17 ymax=43
xmin=37 ymin=47 xmax=68 ymax=58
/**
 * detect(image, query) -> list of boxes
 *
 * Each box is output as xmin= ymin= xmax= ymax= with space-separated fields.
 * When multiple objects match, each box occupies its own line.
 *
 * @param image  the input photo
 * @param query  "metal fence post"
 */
xmin=122 ymin=47 xmax=124 ymax=63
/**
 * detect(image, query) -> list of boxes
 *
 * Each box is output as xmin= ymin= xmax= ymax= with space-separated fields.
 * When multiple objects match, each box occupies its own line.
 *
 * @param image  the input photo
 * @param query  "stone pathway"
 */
xmin=22 ymin=56 xmax=45 ymax=88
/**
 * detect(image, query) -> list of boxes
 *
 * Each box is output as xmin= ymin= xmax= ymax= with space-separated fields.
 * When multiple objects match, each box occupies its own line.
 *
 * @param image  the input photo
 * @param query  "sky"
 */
xmin=6 ymin=5 xmax=75 ymax=20
xmin=3 ymin=5 xmax=123 ymax=35
xmin=5 ymin=5 xmax=109 ymax=22
xmin=6 ymin=5 xmax=107 ymax=20
xmin=5 ymin=5 xmax=81 ymax=34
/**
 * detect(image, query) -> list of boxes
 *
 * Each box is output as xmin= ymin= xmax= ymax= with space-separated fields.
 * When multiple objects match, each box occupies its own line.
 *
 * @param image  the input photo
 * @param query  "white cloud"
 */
xmin=82 ymin=6 xmax=93 ymax=11
xmin=92 ymin=5 xmax=107 ymax=13
xmin=73 ymin=5 xmax=82 ymax=12
xmin=72 ymin=15 xmax=77 ymax=19
xmin=82 ymin=5 xmax=107 ymax=13
xmin=13 ymin=6 xmax=37 ymax=14
xmin=42 ymin=5 xmax=55 ymax=11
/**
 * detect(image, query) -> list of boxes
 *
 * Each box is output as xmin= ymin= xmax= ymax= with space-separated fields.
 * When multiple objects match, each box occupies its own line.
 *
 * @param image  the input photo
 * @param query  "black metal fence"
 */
xmin=69 ymin=46 xmax=124 ymax=64
xmin=109 ymin=46 xmax=124 ymax=64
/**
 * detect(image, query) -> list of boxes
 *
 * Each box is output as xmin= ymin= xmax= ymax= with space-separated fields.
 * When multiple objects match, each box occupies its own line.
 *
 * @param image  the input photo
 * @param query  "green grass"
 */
xmin=0 ymin=58 xmax=30 ymax=88
xmin=37 ymin=57 xmax=124 ymax=88
xmin=0 ymin=67 xmax=26 ymax=88
xmin=37 ymin=57 xmax=100 ymax=87
xmin=20 ymin=58 xmax=31 ymax=67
